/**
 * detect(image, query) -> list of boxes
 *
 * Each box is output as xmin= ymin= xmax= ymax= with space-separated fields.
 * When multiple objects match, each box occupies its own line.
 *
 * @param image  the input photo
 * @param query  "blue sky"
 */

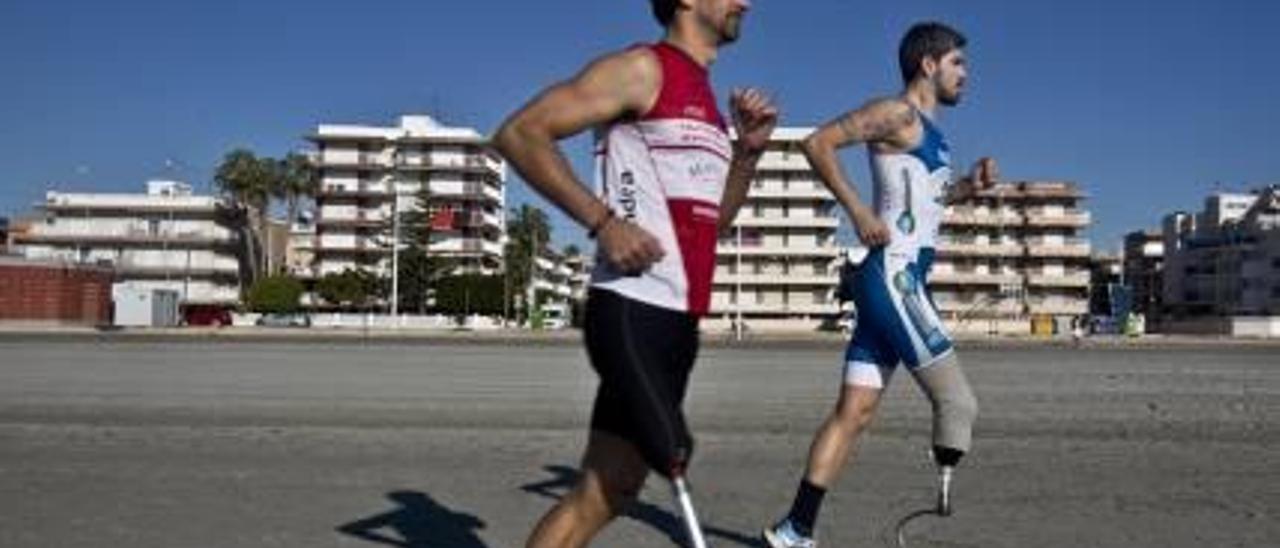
xmin=2 ymin=0 xmax=1276 ymax=253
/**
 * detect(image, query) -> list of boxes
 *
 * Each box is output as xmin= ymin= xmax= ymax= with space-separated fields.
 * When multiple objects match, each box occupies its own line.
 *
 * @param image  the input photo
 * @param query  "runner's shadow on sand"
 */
xmin=337 ymin=490 xmax=487 ymax=548
xmin=521 ymin=464 xmax=766 ymax=547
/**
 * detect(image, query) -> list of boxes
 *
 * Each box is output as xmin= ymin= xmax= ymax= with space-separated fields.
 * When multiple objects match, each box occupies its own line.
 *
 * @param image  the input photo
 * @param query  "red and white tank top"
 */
xmin=590 ymin=42 xmax=732 ymax=317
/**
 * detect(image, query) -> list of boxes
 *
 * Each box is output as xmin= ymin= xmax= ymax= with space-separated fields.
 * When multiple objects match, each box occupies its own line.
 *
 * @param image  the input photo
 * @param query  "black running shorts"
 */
xmin=583 ymin=288 xmax=700 ymax=477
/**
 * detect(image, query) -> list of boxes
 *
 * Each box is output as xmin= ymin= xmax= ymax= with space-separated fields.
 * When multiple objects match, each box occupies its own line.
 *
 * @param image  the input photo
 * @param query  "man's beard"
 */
xmin=939 ymin=85 xmax=963 ymax=106
xmin=719 ymin=14 xmax=742 ymax=44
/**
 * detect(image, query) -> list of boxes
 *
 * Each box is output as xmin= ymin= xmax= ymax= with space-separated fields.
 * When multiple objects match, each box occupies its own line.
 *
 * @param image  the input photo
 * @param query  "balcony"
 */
xmin=315 ymin=210 xmax=387 ymax=228
xmin=394 ymin=155 xmax=503 ymax=177
xmin=317 ymin=182 xmax=397 ymax=199
xmin=318 ymin=154 xmax=387 ymax=171
xmin=748 ymin=185 xmax=834 ymax=200
xmin=733 ymin=215 xmax=840 ymax=229
xmin=935 ymin=239 xmax=1023 ymax=257
xmin=1025 ymin=271 xmax=1091 ymax=287
xmin=16 ymin=229 xmax=235 ymax=248
xmin=754 ymin=155 xmax=813 ymax=172
xmin=1025 ymin=238 xmax=1091 ymax=258
xmin=41 ymin=201 xmax=219 ymax=215
xmin=707 ymin=302 xmax=840 ymax=315
xmin=315 ymin=239 xmax=391 ymax=255
xmin=943 ymin=208 xmax=1023 ymax=227
xmin=431 ymin=181 xmax=503 ymax=203
xmin=934 ymin=298 xmax=1024 ymax=315
xmin=113 ymin=260 xmax=240 ymax=279
xmin=714 ymin=273 xmax=839 ymax=286
xmin=1024 ymin=209 xmax=1091 ymax=228
xmin=430 ymin=237 xmax=504 ymax=257
xmin=927 ymin=271 xmax=1022 ymax=285
xmin=716 ymin=244 xmax=841 ymax=257
xmin=1026 ymin=299 xmax=1088 ymax=315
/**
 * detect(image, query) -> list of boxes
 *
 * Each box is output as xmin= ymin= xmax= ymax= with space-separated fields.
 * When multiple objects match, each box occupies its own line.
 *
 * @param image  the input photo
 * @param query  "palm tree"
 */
xmin=275 ymin=152 xmax=319 ymax=227
xmin=214 ymin=149 xmax=274 ymax=284
xmin=504 ymin=204 xmax=552 ymax=321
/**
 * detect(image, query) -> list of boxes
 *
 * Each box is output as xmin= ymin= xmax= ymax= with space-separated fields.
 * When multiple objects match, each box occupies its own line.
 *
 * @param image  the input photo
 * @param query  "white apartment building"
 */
xmin=285 ymin=214 xmax=316 ymax=279
xmin=532 ymin=253 xmax=574 ymax=307
xmin=1163 ymin=187 xmax=1280 ymax=317
xmin=711 ymin=128 xmax=843 ymax=332
xmin=308 ymin=115 xmax=506 ymax=281
xmin=932 ymin=181 xmax=1092 ymax=334
xmin=563 ymin=253 xmax=591 ymax=304
xmin=16 ymin=180 xmax=241 ymax=308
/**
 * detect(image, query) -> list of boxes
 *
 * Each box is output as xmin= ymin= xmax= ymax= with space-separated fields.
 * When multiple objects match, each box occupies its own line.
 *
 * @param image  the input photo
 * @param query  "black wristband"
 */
xmin=588 ymin=209 xmax=615 ymax=239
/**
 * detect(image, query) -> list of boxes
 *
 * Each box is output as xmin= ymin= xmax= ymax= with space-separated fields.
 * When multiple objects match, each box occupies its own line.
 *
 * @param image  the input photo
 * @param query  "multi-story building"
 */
xmin=563 ymin=252 xmax=591 ymax=305
xmin=0 ymin=217 xmax=9 ymax=255
xmin=531 ymin=250 xmax=575 ymax=328
xmin=932 ymin=181 xmax=1092 ymax=334
xmin=285 ymin=214 xmax=316 ymax=279
xmin=1122 ymin=229 xmax=1164 ymax=319
xmin=15 ymin=180 xmax=241 ymax=310
xmin=711 ymin=128 xmax=843 ymax=332
xmin=532 ymin=252 xmax=573 ymax=305
xmin=1089 ymin=252 xmax=1122 ymax=317
xmin=1162 ymin=187 xmax=1280 ymax=317
xmin=308 ymin=115 xmax=506 ymax=282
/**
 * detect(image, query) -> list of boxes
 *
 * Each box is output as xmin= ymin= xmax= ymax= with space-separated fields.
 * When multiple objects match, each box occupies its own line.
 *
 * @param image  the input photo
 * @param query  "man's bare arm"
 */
xmin=719 ymin=88 xmax=778 ymax=231
xmin=493 ymin=48 xmax=666 ymax=273
xmin=494 ymin=49 xmax=657 ymax=229
xmin=801 ymin=98 xmax=917 ymax=246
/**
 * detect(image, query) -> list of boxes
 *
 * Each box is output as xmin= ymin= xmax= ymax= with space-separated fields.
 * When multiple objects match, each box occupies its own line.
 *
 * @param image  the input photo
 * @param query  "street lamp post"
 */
xmin=389 ymin=144 xmax=402 ymax=321
xmin=735 ymin=224 xmax=743 ymax=341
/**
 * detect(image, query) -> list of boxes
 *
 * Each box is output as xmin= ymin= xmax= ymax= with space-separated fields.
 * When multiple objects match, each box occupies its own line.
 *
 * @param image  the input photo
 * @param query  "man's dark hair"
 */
xmin=651 ymin=0 xmax=678 ymax=27
xmin=899 ymin=22 xmax=967 ymax=84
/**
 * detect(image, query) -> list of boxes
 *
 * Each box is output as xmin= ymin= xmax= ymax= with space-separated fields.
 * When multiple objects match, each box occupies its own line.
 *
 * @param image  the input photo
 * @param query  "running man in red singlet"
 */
xmin=494 ymin=1 xmax=775 ymax=546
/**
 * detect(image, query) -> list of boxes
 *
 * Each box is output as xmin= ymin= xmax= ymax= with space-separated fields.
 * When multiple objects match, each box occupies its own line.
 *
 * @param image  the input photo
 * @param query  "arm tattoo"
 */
xmin=840 ymin=101 xmax=914 ymax=142
xmin=837 ymin=113 xmax=860 ymax=140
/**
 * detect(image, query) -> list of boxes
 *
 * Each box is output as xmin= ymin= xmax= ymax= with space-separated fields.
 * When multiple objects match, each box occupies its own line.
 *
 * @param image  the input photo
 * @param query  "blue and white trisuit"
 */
xmin=844 ymin=109 xmax=956 ymax=388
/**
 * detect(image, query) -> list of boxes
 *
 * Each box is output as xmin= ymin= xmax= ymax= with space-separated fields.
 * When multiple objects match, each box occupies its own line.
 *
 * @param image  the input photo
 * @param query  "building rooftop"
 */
xmin=308 ymin=115 xmax=487 ymax=144
xmin=37 ymin=180 xmax=219 ymax=212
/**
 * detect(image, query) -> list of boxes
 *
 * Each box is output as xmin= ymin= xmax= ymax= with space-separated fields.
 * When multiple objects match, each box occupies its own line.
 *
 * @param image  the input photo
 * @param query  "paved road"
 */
xmin=0 ymin=340 xmax=1276 ymax=547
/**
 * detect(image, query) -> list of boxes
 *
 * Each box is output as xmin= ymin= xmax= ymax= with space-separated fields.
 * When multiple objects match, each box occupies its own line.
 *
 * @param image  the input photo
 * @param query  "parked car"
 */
xmin=184 ymin=306 xmax=232 ymax=327
xmin=255 ymin=313 xmax=312 ymax=328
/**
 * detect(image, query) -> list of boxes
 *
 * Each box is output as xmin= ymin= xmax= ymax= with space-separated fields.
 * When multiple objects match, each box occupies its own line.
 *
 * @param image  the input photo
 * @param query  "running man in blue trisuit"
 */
xmin=764 ymin=22 xmax=995 ymax=547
